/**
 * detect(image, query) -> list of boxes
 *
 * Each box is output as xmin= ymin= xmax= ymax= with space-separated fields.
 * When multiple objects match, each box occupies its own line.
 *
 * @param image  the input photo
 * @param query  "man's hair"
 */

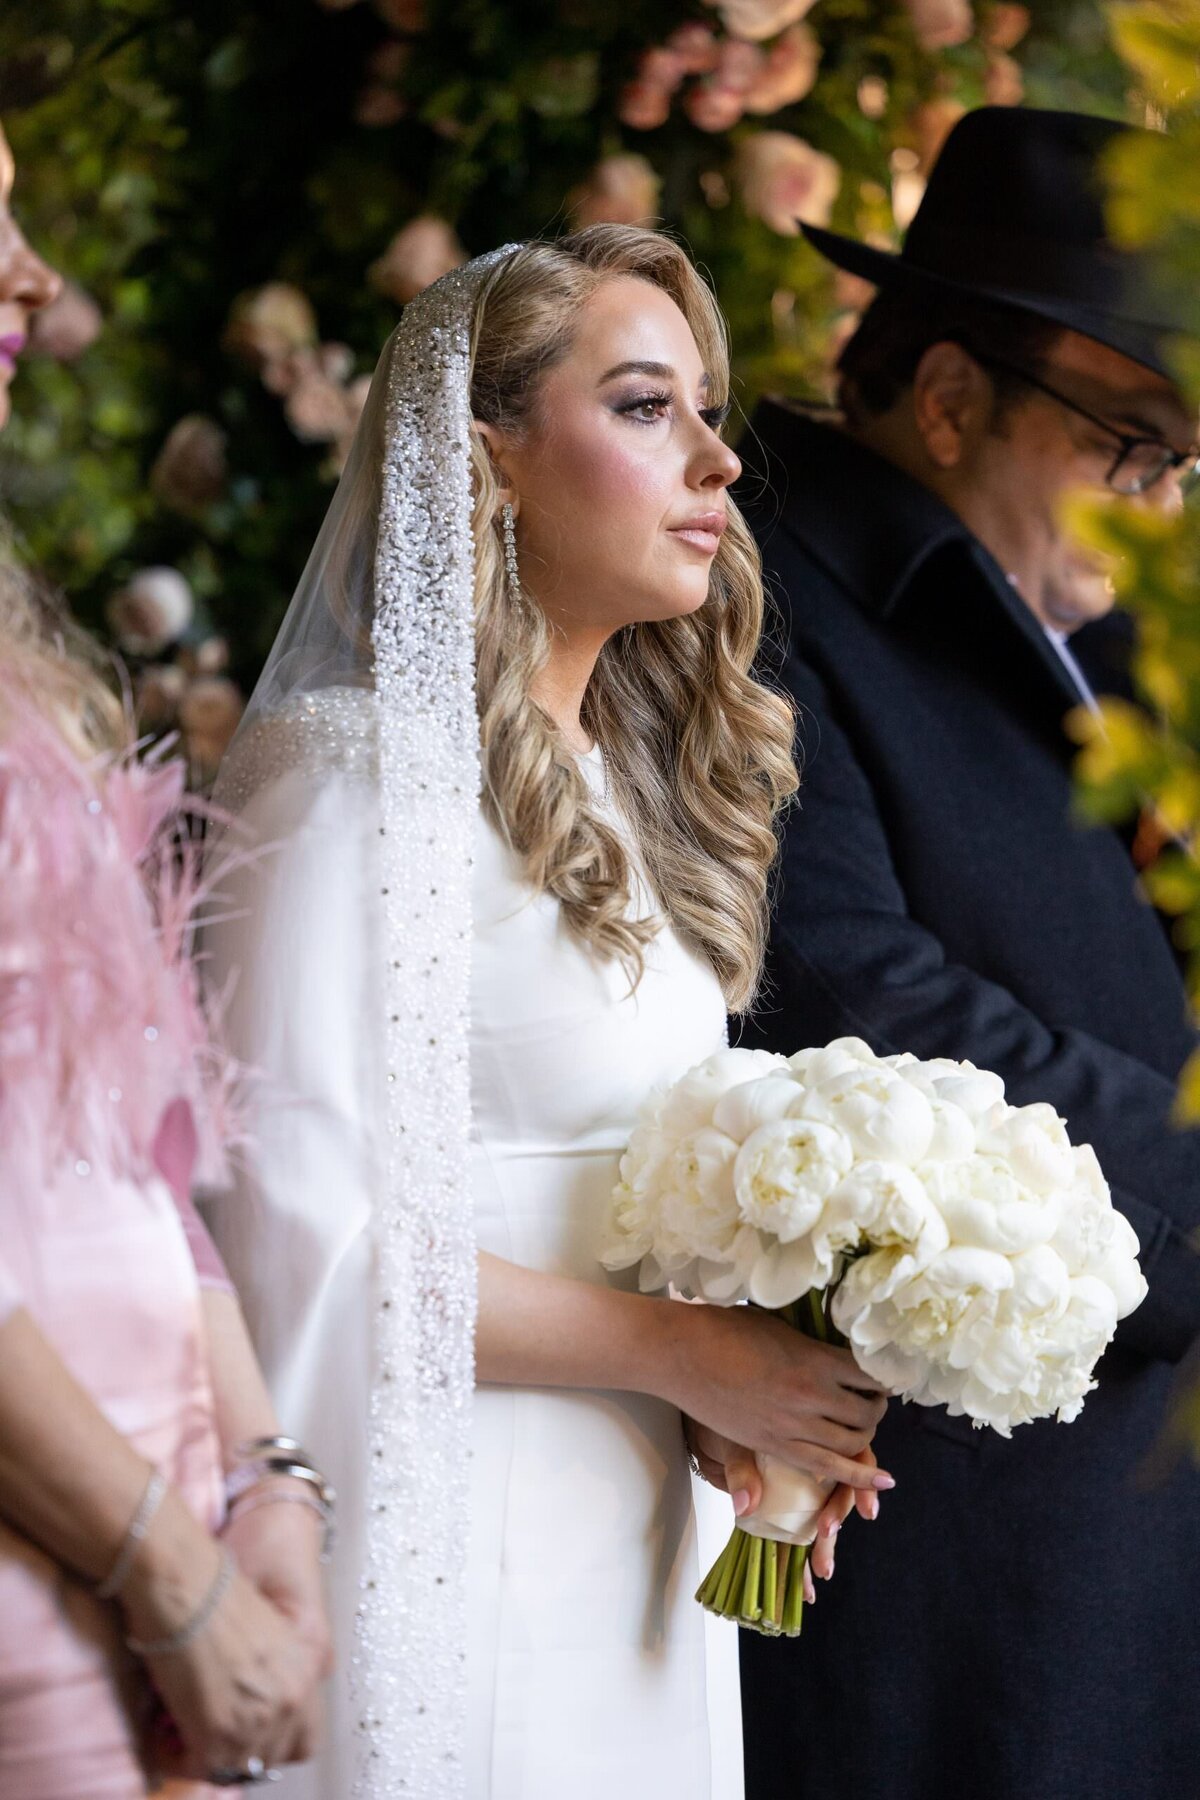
xmin=837 ymin=284 xmax=1064 ymax=427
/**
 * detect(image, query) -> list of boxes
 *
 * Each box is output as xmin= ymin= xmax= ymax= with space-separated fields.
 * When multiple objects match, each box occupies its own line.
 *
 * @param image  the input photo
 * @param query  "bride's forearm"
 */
xmin=475 ymin=1250 xmax=684 ymax=1398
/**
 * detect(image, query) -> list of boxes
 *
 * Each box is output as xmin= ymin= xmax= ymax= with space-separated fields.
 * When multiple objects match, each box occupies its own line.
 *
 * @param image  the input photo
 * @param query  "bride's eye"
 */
xmin=616 ymin=390 xmax=673 ymax=423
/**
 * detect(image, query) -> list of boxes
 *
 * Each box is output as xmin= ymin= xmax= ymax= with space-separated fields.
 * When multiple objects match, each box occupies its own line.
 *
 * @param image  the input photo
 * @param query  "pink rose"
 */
xmin=902 ymin=0 xmax=974 ymax=49
xmin=150 ymin=415 xmax=228 ymax=513
xmin=736 ymin=131 xmax=841 ymax=235
xmin=715 ymin=38 xmax=766 ymax=92
xmin=224 ymin=284 xmax=318 ymax=371
xmin=638 ymin=46 xmax=688 ymax=93
xmin=180 ymin=636 xmax=231 ymax=677
xmin=618 ymin=80 xmax=673 ymax=130
xmin=368 ymin=215 xmax=466 ymax=304
xmin=705 ymin=0 xmax=819 ymax=41
xmin=743 ymin=23 xmax=821 ymax=113
xmin=26 ymin=281 xmax=102 ymax=361
xmin=571 ymin=154 xmax=662 ymax=228
xmin=834 ymin=268 xmax=878 ymax=313
xmin=684 ymin=81 xmax=747 ymax=132
xmin=665 ymin=22 xmax=721 ymax=73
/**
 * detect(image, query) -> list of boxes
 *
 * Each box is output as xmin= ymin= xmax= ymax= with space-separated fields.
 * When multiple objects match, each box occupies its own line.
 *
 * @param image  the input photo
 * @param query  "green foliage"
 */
xmin=0 ymin=0 xmax=1125 ymax=706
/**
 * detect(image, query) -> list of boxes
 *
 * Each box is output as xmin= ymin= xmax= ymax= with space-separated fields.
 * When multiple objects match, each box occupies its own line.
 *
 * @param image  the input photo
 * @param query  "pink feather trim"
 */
xmin=0 ymin=677 xmax=241 ymax=1200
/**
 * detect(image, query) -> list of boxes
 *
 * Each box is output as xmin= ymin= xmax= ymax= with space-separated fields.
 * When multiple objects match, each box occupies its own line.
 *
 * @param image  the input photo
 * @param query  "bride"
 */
xmin=204 ymin=224 xmax=892 ymax=1798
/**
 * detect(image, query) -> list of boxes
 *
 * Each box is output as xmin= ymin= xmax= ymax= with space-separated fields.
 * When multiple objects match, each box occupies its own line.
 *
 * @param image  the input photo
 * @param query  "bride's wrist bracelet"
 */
xmin=96 ymin=1465 xmax=167 ymax=1600
xmin=225 ymin=1485 xmax=336 ymax=1562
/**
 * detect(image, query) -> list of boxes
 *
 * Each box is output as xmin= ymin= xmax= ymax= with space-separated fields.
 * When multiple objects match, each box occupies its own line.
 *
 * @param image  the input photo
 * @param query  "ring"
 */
xmin=208 ymin=1759 xmax=282 ymax=1786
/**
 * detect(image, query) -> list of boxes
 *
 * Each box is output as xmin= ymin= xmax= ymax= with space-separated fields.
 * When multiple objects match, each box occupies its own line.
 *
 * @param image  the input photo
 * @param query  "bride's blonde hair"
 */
xmin=468 ymin=225 xmax=796 ymax=1012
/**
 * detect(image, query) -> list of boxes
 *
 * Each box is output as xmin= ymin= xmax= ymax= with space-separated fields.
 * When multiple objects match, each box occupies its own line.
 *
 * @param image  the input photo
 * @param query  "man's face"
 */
xmin=963 ymin=330 xmax=1197 ymax=632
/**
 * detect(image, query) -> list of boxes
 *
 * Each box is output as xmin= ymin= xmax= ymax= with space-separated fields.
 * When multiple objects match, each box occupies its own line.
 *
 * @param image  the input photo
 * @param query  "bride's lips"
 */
xmin=0 ymin=334 xmax=26 ymax=374
xmin=667 ymin=511 xmax=727 ymax=556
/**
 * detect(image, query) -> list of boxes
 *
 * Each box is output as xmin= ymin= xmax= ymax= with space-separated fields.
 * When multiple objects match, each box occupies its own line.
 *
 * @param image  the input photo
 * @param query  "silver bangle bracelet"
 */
xmin=225 ymin=1455 xmax=336 ymax=1518
xmin=225 ymin=1486 xmax=336 ymax=1563
xmin=96 ymin=1467 xmax=167 ymax=1601
xmin=126 ymin=1546 xmax=235 ymax=1658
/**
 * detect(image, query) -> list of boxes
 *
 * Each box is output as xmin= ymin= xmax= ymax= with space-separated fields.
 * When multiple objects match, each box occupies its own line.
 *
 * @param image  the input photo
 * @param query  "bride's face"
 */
xmin=0 ymin=124 xmax=61 ymax=431
xmin=486 ymin=274 xmax=741 ymax=635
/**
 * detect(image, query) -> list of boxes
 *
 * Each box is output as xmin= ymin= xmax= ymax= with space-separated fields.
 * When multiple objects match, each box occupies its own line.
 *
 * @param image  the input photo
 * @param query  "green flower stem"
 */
xmin=695 ymin=1284 xmax=853 ymax=1637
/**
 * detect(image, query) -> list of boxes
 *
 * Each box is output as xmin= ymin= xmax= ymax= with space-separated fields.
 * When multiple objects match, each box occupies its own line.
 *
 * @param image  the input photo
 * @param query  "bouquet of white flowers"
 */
xmin=601 ymin=1036 xmax=1148 ymax=1637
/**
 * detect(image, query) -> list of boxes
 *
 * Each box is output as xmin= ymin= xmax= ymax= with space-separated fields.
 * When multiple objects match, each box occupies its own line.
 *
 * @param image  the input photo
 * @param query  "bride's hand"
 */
xmin=662 ymin=1301 xmax=892 ymax=1493
xmin=686 ymin=1418 xmax=881 ymax=1597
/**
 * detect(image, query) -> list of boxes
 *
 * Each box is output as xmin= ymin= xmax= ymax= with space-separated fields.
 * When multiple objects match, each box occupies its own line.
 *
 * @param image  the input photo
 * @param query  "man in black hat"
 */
xmin=734 ymin=107 xmax=1200 ymax=1800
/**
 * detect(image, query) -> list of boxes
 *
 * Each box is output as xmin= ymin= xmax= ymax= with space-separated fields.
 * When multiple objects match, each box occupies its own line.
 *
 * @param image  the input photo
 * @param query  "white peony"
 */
xmin=921 ymin=1156 xmax=1058 ymax=1256
xmin=978 ymin=1102 xmax=1076 ymax=1195
xmin=656 ymin=1127 xmax=743 ymax=1265
xmin=797 ymin=1065 xmax=936 ymax=1166
xmin=712 ymin=1075 xmax=803 ymax=1143
xmin=734 ymin=1116 xmax=854 ymax=1241
xmin=659 ymin=1047 xmax=788 ymax=1137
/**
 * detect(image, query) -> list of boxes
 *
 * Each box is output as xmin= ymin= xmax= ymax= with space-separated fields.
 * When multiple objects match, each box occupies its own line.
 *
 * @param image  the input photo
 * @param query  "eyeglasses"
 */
xmin=971 ymin=351 xmax=1200 ymax=498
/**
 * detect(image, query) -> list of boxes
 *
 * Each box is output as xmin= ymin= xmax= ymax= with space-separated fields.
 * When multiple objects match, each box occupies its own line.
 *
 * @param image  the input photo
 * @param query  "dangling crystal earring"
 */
xmin=501 ymin=501 xmax=521 ymax=602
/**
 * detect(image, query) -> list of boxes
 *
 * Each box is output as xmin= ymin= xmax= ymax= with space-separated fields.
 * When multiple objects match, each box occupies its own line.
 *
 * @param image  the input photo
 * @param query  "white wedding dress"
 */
xmin=204 ymin=697 xmax=744 ymax=1799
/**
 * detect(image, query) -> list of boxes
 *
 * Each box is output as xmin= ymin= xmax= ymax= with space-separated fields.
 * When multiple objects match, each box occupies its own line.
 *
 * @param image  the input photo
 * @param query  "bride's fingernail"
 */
xmin=827 ymin=1518 xmax=841 ymax=1537
xmin=866 ymin=1493 xmax=879 ymax=1520
xmin=873 ymin=1474 xmax=896 ymax=1490
xmin=732 ymin=1489 xmax=751 ymax=1517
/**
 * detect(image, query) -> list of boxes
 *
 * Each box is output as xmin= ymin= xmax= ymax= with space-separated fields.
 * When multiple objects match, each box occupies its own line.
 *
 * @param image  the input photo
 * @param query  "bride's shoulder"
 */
xmin=219 ymin=684 xmax=380 ymax=810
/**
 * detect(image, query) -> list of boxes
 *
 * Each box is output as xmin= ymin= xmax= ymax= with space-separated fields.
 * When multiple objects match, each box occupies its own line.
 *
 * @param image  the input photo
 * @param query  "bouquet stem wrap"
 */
xmin=696 ymin=1294 xmax=836 ymax=1639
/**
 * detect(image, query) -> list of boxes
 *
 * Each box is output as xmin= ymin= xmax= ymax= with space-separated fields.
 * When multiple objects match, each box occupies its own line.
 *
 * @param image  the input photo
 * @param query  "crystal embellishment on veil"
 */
xmin=352 ymin=245 xmax=520 ymax=1799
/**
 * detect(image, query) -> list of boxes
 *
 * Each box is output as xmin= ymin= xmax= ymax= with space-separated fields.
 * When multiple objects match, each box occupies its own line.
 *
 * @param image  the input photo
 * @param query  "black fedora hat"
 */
xmin=803 ymin=107 xmax=1184 ymax=381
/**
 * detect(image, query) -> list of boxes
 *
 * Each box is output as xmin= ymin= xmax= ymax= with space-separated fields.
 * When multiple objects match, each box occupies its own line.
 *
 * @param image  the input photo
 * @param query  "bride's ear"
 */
xmin=472 ymin=419 xmax=519 ymax=516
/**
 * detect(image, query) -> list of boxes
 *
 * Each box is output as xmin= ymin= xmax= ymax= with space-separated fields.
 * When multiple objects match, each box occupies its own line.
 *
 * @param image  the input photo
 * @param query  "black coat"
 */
xmin=735 ymin=403 xmax=1200 ymax=1800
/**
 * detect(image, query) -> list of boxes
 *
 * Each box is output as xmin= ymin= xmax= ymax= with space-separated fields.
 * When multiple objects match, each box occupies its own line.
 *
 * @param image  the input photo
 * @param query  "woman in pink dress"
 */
xmin=0 ymin=119 xmax=331 ymax=1797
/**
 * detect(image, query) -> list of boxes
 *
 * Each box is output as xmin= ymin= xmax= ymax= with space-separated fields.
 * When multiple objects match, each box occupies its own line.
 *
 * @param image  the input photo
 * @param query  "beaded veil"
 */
xmin=211 ymin=246 xmax=520 ymax=1798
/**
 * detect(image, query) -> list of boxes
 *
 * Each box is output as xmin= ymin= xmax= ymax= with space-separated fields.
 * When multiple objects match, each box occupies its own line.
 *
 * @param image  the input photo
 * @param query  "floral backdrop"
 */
xmin=0 ymin=0 xmax=1127 ymax=779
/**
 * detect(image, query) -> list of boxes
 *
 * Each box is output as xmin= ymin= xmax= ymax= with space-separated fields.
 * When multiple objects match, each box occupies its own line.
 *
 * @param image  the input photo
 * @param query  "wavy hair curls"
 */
xmin=468 ymin=225 xmax=796 ymax=1012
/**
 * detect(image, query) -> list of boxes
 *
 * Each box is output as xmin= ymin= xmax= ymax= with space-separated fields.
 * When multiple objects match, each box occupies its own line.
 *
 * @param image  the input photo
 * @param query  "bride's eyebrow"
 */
xmin=598 ymin=361 xmax=713 ymax=391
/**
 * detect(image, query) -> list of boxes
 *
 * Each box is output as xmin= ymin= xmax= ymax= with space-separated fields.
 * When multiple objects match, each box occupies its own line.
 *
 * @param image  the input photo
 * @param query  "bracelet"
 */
xmin=226 ymin=1455 xmax=336 ymax=1521
xmin=231 ymin=1435 xmax=310 ymax=1464
xmin=126 ymin=1546 xmax=235 ymax=1658
xmin=96 ymin=1467 xmax=167 ymax=1601
xmin=225 ymin=1486 xmax=336 ymax=1563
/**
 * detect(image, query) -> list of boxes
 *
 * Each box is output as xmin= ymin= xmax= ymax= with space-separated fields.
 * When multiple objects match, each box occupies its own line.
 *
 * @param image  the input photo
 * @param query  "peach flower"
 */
xmin=285 ymin=371 xmax=355 ymax=445
xmin=368 ymin=215 xmax=466 ymax=304
xmin=684 ymin=82 xmax=747 ymax=132
xmin=224 ymin=284 xmax=318 ymax=371
xmin=736 ymin=131 xmax=840 ymax=235
xmin=639 ymin=46 xmax=689 ymax=92
xmin=705 ymin=0 xmax=819 ymax=42
xmin=984 ymin=51 xmax=1024 ymax=105
xmin=27 ymin=281 xmax=102 ymax=361
xmin=983 ymin=2 xmax=1030 ymax=48
xmin=715 ymin=38 xmax=767 ymax=91
xmin=180 ymin=677 xmax=245 ymax=778
xmin=150 ymin=415 xmax=228 ymax=513
xmin=135 ymin=663 xmax=187 ymax=731
xmin=666 ymin=22 xmax=721 ymax=73
xmin=618 ymin=80 xmax=673 ymax=130
xmin=571 ymin=155 xmax=662 ymax=228
xmin=744 ymin=23 xmax=821 ymax=114
xmin=902 ymin=0 xmax=974 ymax=49
xmin=910 ymin=96 xmax=966 ymax=172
